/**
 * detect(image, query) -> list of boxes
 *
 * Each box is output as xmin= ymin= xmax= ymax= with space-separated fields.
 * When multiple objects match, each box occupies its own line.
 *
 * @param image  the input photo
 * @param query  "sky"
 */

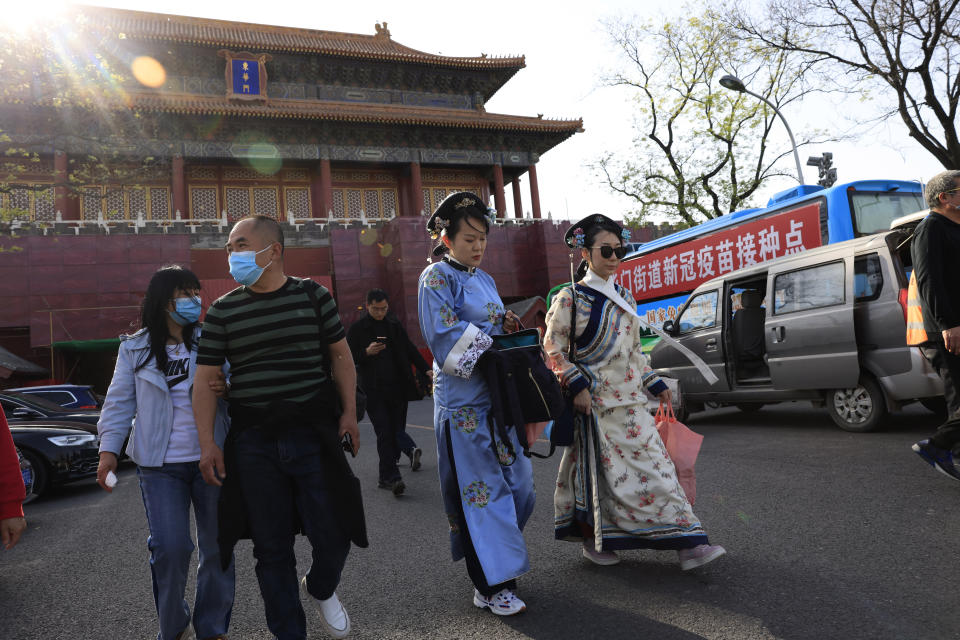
xmin=4 ymin=0 xmax=948 ymax=224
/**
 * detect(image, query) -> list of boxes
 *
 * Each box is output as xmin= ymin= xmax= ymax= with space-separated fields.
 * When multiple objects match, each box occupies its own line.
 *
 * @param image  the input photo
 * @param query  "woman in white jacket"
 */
xmin=97 ymin=266 xmax=233 ymax=640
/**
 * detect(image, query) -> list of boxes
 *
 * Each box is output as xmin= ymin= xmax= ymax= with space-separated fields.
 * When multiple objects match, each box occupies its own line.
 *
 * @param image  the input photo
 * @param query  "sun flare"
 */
xmin=0 ymin=1 xmax=67 ymax=34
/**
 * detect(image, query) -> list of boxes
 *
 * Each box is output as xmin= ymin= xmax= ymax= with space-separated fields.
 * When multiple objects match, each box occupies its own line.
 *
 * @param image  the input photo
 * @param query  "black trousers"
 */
xmin=365 ymin=390 xmax=408 ymax=483
xmin=922 ymin=342 xmax=960 ymax=450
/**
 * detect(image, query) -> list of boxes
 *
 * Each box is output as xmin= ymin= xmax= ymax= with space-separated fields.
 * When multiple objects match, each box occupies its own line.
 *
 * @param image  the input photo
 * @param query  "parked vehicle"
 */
xmin=650 ymin=228 xmax=943 ymax=432
xmin=0 ymin=391 xmax=100 ymax=426
xmin=8 ymin=384 xmax=102 ymax=410
xmin=10 ymin=422 xmax=100 ymax=499
xmin=17 ymin=446 xmax=36 ymax=504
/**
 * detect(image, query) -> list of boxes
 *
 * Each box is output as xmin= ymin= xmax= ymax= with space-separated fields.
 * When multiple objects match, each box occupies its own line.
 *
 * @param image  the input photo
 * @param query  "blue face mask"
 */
xmin=228 ymin=245 xmax=273 ymax=286
xmin=169 ymin=296 xmax=202 ymax=326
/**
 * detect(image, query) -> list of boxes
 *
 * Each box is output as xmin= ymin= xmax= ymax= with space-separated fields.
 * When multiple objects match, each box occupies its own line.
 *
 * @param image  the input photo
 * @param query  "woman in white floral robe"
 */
xmin=543 ymin=214 xmax=725 ymax=570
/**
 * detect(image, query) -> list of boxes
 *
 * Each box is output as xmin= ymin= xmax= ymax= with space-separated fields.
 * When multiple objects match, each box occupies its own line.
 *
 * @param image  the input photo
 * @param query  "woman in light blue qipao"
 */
xmin=418 ymin=192 xmax=533 ymax=616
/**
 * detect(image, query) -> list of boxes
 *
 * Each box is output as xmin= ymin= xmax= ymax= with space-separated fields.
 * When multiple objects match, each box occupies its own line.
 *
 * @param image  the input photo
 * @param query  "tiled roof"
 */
xmin=77 ymin=6 xmax=526 ymax=70
xmin=126 ymin=92 xmax=584 ymax=134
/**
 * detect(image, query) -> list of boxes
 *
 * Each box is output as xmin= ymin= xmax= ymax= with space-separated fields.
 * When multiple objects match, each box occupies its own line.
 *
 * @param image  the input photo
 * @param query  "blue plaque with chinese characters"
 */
xmin=231 ymin=59 xmax=260 ymax=96
xmin=219 ymin=50 xmax=271 ymax=101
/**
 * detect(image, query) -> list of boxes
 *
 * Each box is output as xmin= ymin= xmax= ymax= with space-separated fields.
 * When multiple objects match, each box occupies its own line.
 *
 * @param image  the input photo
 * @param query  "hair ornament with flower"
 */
xmin=621 ymin=228 xmax=631 ymax=243
xmin=429 ymin=216 xmax=450 ymax=240
xmin=572 ymin=227 xmax=585 ymax=248
xmin=484 ymin=207 xmax=497 ymax=227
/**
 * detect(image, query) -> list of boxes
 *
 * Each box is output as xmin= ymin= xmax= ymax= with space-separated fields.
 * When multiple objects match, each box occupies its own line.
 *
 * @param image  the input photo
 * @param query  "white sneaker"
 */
xmin=473 ymin=588 xmax=527 ymax=616
xmin=582 ymin=541 xmax=620 ymax=566
xmin=678 ymin=544 xmax=726 ymax=571
xmin=301 ymin=576 xmax=351 ymax=638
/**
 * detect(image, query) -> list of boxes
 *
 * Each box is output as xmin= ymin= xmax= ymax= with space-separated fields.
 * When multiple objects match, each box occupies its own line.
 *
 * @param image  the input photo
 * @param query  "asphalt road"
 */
xmin=2 ymin=399 xmax=958 ymax=640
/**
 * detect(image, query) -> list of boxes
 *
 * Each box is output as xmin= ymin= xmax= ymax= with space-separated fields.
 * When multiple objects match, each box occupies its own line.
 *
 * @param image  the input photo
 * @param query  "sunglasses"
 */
xmin=590 ymin=245 xmax=628 ymax=260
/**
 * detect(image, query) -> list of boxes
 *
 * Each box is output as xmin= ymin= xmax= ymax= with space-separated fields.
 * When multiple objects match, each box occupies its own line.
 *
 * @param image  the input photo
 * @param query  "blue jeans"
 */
xmin=397 ymin=429 xmax=417 ymax=455
xmin=234 ymin=424 xmax=351 ymax=640
xmin=137 ymin=462 xmax=235 ymax=640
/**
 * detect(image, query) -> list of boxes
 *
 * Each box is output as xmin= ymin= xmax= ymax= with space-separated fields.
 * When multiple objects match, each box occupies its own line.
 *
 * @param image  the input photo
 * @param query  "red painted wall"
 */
xmin=2 ymin=221 xmax=672 ymax=360
xmin=0 ymin=234 xmax=191 ymax=349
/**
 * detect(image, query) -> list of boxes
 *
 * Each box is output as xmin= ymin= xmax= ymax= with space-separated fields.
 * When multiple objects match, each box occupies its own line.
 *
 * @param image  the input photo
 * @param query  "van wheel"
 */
xmin=735 ymin=403 xmax=764 ymax=413
xmin=826 ymin=377 xmax=886 ymax=432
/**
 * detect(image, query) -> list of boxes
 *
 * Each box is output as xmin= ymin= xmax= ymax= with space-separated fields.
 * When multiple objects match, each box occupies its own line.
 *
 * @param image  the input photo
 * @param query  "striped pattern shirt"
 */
xmin=197 ymin=277 xmax=345 ymax=407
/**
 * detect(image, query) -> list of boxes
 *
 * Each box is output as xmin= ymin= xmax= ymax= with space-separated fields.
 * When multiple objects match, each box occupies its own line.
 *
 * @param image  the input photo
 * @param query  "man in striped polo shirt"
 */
xmin=193 ymin=215 xmax=359 ymax=640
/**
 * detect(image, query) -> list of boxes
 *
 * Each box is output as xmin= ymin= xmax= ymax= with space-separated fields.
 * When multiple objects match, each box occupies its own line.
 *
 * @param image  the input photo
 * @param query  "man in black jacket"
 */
xmin=911 ymin=170 xmax=960 ymax=481
xmin=347 ymin=289 xmax=432 ymax=496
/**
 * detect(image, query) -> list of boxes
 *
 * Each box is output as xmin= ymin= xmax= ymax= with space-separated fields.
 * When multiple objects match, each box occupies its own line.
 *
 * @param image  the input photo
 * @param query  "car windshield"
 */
xmin=2 ymin=392 xmax=80 ymax=413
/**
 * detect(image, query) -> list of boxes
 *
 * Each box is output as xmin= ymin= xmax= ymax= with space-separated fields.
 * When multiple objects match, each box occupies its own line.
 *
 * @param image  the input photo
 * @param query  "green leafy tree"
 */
xmin=596 ymin=9 xmax=828 ymax=225
xmin=731 ymin=0 xmax=960 ymax=168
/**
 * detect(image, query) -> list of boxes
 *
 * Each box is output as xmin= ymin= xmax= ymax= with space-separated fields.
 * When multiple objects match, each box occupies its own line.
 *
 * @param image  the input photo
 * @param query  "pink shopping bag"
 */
xmin=655 ymin=402 xmax=704 ymax=505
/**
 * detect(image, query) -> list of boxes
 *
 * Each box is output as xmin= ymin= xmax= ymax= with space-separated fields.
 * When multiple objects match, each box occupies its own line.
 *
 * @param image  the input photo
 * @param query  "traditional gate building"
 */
xmin=0 ymin=6 xmax=670 ymax=387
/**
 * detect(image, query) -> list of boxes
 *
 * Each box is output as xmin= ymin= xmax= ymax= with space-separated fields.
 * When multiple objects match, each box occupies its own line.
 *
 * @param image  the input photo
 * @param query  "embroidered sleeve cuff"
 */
xmin=647 ymin=380 xmax=668 ymax=396
xmin=567 ymin=375 xmax=589 ymax=397
xmin=442 ymin=324 xmax=493 ymax=379
xmin=642 ymin=371 xmax=666 ymax=394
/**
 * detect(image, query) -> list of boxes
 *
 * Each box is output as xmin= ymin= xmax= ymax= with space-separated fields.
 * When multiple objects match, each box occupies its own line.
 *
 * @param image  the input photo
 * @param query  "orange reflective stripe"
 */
xmin=906 ymin=272 xmax=928 ymax=346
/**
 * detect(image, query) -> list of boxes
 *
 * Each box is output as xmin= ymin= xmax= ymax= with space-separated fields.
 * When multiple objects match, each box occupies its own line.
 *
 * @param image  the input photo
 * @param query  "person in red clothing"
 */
xmin=0 ymin=411 xmax=26 ymax=550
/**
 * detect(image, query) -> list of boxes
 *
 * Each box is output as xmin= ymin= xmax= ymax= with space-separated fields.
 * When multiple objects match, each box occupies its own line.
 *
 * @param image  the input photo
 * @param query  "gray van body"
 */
xmin=649 ymin=229 xmax=943 ymax=430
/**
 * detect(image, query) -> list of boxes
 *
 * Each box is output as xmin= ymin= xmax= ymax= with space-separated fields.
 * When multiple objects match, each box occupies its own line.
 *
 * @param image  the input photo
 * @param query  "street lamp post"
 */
xmin=719 ymin=74 xmax=805 ymax=185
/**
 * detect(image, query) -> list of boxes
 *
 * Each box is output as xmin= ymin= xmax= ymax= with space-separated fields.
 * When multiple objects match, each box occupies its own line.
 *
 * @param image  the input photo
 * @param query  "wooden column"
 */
xmin=409 ymin=161 xmax=423 ymax=216
xmin=528 ymin=163 xmax=542 ymax=219
xmin=171 ymin=154 xmax=186 ymax=218
xmin=492 ymin=164 xmax=506 ymax=217
xmin=320 ymin=159 xmax=333 ymax=217
xmin=310 ymin=165 xmax=322 ymax=219
xmin=397 ymin=177 xmax=409 ymax=219
xmin=511 ymin=176 xmax=523 ymax=218
xmin=53 ymin=150 xmax=74 ymax=220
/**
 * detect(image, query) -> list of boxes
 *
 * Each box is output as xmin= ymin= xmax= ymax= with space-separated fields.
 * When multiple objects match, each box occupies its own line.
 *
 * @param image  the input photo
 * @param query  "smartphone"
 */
xmin=376 ymin=336 xmax=387 ymax=344
xmin=341 ymin=432 xmax=356 ymax=457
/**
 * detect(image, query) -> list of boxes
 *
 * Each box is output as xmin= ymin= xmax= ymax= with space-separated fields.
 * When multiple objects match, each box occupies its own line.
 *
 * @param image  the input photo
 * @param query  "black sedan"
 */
xmin=0 ymin=391 xmax=100 ymax=426
xmin=10 ymin=422 xmax=100 ymax=500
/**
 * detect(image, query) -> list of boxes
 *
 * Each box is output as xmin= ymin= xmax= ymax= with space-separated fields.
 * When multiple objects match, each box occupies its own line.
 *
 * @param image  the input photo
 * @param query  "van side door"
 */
xmin=765 ymin=254 xmax=860 ymax=389
xmin=853 ymin=249 xmax=911 ymax=377
xmin=651 ymin=289 xmax=729 ymax=394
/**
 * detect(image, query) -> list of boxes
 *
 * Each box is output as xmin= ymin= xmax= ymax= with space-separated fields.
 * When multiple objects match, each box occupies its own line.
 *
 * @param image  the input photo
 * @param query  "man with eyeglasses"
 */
xmin=911 ymin=170 xmax=960 ymax=481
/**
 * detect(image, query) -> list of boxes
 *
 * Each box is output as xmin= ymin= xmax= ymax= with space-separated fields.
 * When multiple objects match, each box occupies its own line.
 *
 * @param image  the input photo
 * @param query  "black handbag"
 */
xmin=476 ymin=326 xmax=564 ymax=462
xmin=302 ymin=279 xmax=367 ymax=422
xmin=490 ymin=328 xmax=566 ymax=424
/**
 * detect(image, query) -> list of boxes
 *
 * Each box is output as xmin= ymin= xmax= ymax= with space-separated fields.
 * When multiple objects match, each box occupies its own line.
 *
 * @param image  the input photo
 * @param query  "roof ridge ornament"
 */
xmin=374 ymin=22 xmax=391 ymax=39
